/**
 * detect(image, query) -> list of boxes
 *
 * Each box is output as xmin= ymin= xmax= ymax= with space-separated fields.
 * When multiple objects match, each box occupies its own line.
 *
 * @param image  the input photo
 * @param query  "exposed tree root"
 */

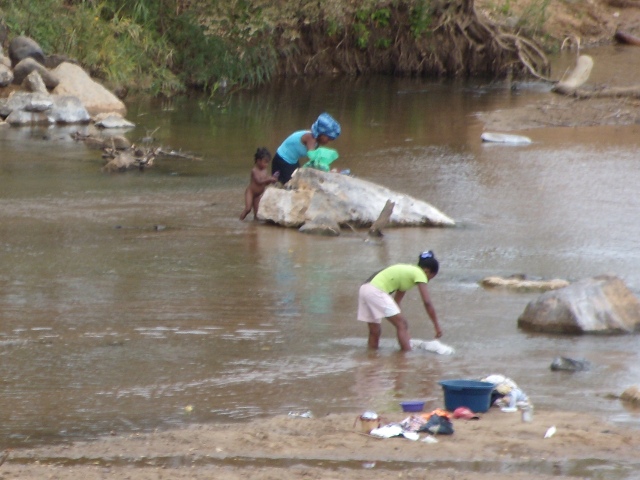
xmin=276 ymin=0 xmax=550 ymax=81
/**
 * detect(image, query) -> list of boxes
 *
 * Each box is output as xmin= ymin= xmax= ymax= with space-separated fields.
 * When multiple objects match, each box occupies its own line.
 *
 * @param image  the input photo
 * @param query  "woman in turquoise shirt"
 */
xmin=272 ymin=112 xmax=341 ymax=184
xmin=357 ymin=251 xmax=442 ymax=351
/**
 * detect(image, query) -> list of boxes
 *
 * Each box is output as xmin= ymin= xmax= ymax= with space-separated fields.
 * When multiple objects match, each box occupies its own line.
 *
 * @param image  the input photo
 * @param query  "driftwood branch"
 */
xmin=552 ymin=53 xmax=640 ymax=99
xmin=71 ymin=130 xmax=201 ymax=172
xmin=368 ymin=200 xmax=395 ymax=237
xmin=156 ymin=148 xmax=202 ymax=161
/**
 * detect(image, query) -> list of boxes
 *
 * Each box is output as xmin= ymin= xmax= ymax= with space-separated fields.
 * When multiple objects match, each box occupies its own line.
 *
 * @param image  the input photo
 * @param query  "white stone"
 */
xmin=94 ymin=112 xmax=135 ymax=129
xmin=258 ymin=168 xmax=455 ymax=229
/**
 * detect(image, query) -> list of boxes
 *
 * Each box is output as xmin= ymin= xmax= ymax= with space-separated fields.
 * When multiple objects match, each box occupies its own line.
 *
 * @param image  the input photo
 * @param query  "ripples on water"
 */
xmin=2 ymin=48 xmax=640 ymax=454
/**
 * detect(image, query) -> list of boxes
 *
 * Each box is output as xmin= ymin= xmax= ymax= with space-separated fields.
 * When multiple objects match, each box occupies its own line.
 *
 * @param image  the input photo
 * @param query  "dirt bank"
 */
xmin=1 ymin=407 xmax=638 ymax=479
xmin=477 ymin=0 xmax=640 ymax=49
xmin=474 ymin=0 xmax=640 ymax=131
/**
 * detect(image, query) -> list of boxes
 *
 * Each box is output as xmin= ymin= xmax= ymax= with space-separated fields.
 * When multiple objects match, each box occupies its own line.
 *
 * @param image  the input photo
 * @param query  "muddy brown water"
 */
xmin=2 ymin=46 xmax=640 ymax=454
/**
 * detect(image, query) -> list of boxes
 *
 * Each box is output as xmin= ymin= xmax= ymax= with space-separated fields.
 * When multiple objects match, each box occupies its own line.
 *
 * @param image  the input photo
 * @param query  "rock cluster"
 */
xmin=0 ymin=36 xmax=129 ymax=127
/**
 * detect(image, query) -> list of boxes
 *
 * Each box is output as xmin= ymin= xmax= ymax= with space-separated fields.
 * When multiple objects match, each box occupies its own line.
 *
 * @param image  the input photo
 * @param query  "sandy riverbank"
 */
xmin=2 ymin=406 xmax=638 ymax=479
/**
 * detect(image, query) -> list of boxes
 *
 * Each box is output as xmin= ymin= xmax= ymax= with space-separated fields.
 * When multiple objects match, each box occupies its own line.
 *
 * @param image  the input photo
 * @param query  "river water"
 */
xmin=2 ymin=47 xmax=640 ymax=452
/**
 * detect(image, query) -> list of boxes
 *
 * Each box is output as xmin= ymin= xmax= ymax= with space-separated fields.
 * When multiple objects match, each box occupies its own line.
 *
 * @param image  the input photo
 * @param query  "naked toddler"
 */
xmin=240 ymin=147 xmax=279 ymax=221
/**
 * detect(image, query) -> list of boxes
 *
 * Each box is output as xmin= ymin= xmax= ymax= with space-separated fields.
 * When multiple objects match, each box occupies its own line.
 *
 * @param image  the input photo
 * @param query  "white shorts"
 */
xmin=357 ymin=283 xmax=400 ymax=324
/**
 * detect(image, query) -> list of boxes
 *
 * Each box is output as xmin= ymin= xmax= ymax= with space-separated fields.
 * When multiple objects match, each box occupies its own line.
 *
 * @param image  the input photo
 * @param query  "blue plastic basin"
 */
xmin=438 ymin=380 xmax=494 ymax=413
xmin=400 ymin=400 xmax=425 ymax=412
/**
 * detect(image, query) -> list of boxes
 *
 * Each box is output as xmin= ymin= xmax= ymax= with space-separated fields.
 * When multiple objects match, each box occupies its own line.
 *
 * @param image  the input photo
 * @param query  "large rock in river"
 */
xmin=52 ymin=62 xmax=126 ymax=117
xmin=257 ymin=167 xmax=455 ymax=229
xmin=517 ymin=274 xmax=640 ymax=334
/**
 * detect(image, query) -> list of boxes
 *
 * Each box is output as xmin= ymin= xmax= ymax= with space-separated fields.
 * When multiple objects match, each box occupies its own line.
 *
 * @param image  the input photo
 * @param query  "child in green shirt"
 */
xmin=357 ymin=251 xmax=442 ymax=351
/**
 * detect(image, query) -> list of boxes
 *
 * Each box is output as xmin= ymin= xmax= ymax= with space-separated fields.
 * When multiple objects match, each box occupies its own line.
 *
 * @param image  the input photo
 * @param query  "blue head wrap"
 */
xmin=311 ymin=113 xmax=341 ymax=140
xmin=417 ymin=250 xmax=439 ymax=273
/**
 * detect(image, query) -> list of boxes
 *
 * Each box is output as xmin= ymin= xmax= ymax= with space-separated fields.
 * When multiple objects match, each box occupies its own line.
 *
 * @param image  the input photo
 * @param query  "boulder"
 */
xmin=259 ymin=188 xmax=314 ymax=227
xmin=49 ymin=96 xmax=90 ymax=124
xmin=517 ymin=274 xmax=640 ymax=334
xmin=22 ymin=70 xmax=48 ymax=94
xmin=0 ymin=91 xmax=51 ymax=118
xmin=8 ymin=36 xmax=45 ymax=67
xmin=0 ymin=90 xmax=89 ymax=125
xmin=13 ymin=57 xmax=59 ymax=89
xmin=5 ymin=109 xmax=51 ymax=126
xmin=258 ymin=168 xmax=455 ymax=229
xmin=24 ymin=92 xmax=54 ymax=112
xmin=52 ymin=62 xmax=126 ymax=117
xmin=0 ymin=63 xmax=12 ymax=87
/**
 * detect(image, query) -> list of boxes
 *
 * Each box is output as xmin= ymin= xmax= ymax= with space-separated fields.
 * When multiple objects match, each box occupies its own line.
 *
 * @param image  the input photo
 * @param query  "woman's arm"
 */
xmin=301 ymin=131 xmax=317 ymax=151
xmin=393 ymin=290 xmax=405 ymax=306
xmin=417 ymin=283 xmax=442 ymax=338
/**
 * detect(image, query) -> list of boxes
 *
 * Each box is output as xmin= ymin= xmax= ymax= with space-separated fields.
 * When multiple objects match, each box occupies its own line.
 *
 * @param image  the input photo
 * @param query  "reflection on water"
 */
xmin=2 ymin=47 xmax=640 ymax=456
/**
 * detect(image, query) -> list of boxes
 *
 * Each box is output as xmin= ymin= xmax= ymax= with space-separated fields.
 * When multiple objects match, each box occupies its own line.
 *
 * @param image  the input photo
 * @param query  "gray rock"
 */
xmin=0 ymin=63 xmax=12 ymax=87
xmin=550 ymin=356 xmax=591 ymax=371
xmin=22 ymin=70 xmax=48 ymax=94
xmin=24 ymin=92 xmax=54 ymax=112
xmin=9 ymin=36 xmax=45 ymax=67
xmin=0 ymin=91 xmax=90 ymax=125
xmin=0 ymin=91 xmax=53 ymax=115
xmin=49 ymin=95 xmax=90 ymax=124
xmin=5 ymin=109 xmax=52 ymax=126
xmin=0 ymin=91 xmax=34 ymax=117
xmin=518 ymin=274 xmax=640 ymax=334
xmin=13 ymin=57 xmax=59 ymax=89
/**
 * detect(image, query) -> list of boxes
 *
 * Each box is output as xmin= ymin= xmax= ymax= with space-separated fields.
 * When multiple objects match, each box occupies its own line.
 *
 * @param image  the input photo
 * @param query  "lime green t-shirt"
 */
xmin=369 ymin=264 xmax=428 ymax=294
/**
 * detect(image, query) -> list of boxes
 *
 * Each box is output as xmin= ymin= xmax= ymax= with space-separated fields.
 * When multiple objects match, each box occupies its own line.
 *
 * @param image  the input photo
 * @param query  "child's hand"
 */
xmin=272 ymin=171 xmax=280 ymax=181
